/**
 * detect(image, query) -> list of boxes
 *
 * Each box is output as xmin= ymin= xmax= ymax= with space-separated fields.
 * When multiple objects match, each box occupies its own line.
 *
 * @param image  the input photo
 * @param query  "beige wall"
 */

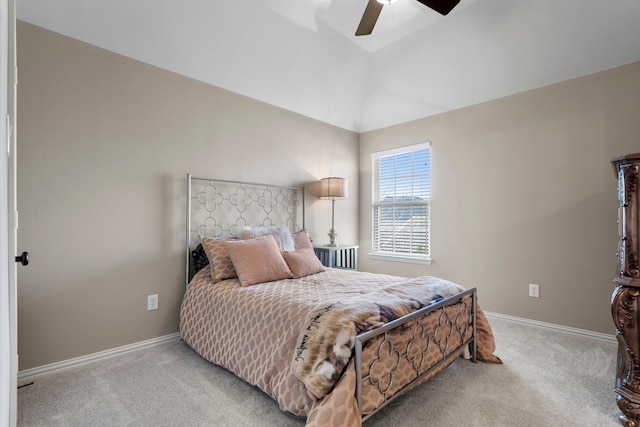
xmin=359 ymin=61 xmax=640 ymax=334
xmin=17 ymin=19 xmax=640 ymax=370
xmin=16 ymin=22 xmax=359 ymax=370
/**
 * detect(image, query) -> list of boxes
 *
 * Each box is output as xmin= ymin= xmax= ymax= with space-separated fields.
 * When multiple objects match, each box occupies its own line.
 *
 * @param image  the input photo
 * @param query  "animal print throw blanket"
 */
xmin=292 ymin=276 xmax=467 ymax=399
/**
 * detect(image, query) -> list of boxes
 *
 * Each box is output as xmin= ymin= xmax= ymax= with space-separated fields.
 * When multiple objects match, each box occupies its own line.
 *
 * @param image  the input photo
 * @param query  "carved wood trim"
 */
xmin=617 ymin=395 xmax=640 ymax=427
xmin=626 ymin=238 xmax=640 ymax=279
xmin=613 ymin=154 xmax=640 ymax=426
xmin=623 ymin=165 xmax=638 ymax=207
xmin=617 ymin=162 xmax=640 ymax=282
xmin=614 ymin=286 xmax=639 ymax=331
xmin=624 ymin=165 xmax=639 ymax=279
xmin=613 ymin=287 xmax=640 ymax=390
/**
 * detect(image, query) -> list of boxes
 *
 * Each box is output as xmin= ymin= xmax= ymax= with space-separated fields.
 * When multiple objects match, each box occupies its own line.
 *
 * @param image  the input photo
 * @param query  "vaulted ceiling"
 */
xmin=16 ymin=0 xmax=640 ymax=132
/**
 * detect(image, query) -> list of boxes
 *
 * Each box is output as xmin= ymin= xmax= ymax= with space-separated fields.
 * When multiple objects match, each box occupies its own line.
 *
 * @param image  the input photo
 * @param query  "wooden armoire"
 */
xmin=612 ymin=153 xmax=640 ymax=426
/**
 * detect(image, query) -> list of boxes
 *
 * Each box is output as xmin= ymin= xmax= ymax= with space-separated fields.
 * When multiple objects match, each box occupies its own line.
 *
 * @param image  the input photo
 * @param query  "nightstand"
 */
xmin=313 ymin=245 xmax=358 ymax=270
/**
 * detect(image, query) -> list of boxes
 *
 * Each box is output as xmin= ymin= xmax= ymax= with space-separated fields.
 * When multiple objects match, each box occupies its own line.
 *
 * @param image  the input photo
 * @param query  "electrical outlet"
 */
xmin=147 ymin=294 xmax=158 ymax=311
xmin=528 ymin=284 xmax=540 ymax=298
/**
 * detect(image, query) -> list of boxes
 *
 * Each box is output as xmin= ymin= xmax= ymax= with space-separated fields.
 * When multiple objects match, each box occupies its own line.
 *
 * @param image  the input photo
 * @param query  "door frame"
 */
xmin=1 ymin=0 xmax=18 ymax=425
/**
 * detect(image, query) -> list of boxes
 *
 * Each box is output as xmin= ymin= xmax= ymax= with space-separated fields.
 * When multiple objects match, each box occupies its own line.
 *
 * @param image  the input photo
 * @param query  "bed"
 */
xmin=180 ymin=175 xmax=500 ymax=426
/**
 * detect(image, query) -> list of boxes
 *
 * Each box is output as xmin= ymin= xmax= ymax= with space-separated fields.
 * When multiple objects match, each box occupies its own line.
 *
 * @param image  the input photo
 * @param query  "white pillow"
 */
xmin=239 ymin=225 xmax=295 ymax=252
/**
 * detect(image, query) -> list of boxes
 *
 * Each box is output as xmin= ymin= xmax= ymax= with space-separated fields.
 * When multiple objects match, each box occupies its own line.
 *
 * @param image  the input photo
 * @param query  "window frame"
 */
xmin=370 ymin=142 xmax=432 ymax=265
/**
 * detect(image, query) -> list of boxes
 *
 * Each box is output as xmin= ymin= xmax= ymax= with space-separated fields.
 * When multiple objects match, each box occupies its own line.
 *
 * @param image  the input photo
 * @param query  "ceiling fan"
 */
xmin=355 ymin=0 xmax=460 ymax=36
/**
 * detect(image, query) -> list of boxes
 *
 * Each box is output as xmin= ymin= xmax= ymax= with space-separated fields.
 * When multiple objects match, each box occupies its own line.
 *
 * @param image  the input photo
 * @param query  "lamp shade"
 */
xmin=319 ymin=177 xmax=348 ymax=200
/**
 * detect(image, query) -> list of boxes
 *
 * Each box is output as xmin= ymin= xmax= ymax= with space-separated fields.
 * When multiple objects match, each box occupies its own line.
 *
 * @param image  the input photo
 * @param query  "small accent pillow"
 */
xmin=293 ymin=230 xmax=314 ymax=250
xmin=283 ymin=231 xmax=325 ymax=278
xmin=224 ymin=235 xmax=293 ymax=286
xmin=239 ymin=225 xmax=295 ymax=252
xmin=201 ymin=238 xmax=237 ymax=282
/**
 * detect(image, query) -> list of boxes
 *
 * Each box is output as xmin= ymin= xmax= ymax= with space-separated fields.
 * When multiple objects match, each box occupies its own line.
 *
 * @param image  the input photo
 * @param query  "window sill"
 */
xmin=369 ymin=253 xmax=432 ymax=266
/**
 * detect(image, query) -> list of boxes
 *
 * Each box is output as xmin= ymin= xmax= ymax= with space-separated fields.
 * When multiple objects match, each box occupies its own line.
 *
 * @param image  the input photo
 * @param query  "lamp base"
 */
xmin=327 ymin=229 xmax=338 ymax=247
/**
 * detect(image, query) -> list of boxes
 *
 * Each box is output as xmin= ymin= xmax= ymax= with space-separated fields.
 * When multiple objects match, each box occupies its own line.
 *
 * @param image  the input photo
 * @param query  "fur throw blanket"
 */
xmin=291 ymin=276 xmax=465 ymax=399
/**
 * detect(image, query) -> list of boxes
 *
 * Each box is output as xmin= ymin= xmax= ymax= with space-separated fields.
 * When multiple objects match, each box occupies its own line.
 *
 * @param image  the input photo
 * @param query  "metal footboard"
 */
xmin=354 ymin=288 xmax=477 ymax=421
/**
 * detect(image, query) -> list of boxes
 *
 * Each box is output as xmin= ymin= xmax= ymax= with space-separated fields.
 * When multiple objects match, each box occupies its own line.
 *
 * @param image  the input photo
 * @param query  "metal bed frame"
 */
xmin=355 ymin=288 xmax=476 ymax=421
xmin=184 ymin=174 xmax=477 ymax=423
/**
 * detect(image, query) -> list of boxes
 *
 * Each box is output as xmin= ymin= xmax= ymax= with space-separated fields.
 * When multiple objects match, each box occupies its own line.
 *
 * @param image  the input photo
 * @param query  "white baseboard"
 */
xmin=18 ymin=332 xmax=181 ymax=383
xmin=484 ymin=311 xmax=616 ymax=343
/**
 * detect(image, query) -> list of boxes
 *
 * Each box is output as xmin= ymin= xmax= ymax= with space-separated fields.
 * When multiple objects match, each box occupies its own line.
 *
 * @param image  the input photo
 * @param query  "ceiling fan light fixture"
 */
xmin=376 ymin=0 xmax=398 ymax=5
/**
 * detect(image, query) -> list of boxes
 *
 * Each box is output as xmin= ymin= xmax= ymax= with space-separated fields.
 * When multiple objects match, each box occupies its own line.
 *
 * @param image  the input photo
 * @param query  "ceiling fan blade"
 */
xmin=415 ymin=0 xmax=460 ymax=15
xmin=355 ymin=0 xmax=384 ymax=36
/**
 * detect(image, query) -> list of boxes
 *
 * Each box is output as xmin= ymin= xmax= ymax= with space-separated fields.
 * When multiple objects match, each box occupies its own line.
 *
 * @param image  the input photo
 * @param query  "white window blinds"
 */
xmin=372 ymin=142 xmax=431 ymax=260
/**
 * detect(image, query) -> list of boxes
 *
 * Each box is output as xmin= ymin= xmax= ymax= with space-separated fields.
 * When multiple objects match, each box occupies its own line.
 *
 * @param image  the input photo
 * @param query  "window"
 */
xmin=371 ymin=142 xmax=431 ymax=264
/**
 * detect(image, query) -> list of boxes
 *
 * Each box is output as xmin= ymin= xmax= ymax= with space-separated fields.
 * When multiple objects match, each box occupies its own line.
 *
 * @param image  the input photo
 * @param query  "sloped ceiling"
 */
xmin=16 ymin=0 xmax=640 ymax=132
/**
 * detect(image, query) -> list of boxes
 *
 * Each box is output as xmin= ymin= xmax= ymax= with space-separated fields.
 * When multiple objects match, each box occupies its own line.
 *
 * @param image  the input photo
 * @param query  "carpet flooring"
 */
xmin=17 ymin=317 xmax=620 ymax=426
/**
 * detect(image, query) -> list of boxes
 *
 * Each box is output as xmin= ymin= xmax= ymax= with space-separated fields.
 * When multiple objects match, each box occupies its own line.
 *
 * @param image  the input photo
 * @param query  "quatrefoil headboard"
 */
xmin=185 ymin=174 xmax=305 ymax=285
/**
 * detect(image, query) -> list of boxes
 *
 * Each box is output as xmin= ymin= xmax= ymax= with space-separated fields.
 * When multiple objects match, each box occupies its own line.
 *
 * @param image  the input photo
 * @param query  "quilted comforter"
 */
xmin=180 ymin=267 xmax=499 ymax=427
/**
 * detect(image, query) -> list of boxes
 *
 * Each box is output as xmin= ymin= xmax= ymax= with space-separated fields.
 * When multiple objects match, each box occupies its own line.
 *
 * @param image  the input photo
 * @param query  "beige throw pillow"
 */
xmin=224 ymin=235 xmax=293 ymax=286
xmin=283 ymin=231 xmax=325 ymax=278
xmin=201 ymin=238 xmax=237 ymax=282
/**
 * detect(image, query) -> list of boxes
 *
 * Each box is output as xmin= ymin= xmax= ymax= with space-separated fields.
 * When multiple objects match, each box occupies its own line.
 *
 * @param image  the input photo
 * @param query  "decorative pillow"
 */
xmin=283 ymin=231 xmax=325 ymax=278
xmin=201 ymin=238 xmax=237 ymax=282
xmin=239 ymin=225 xmax=295 ymax=252
xmin=283 ymin=247 xmax=325 ymax=279
xmin=192 ymin=243 xmax=209 ymax=273
xmin=293 ymin=230 xmax=314 ymax=250
xmin=224 ymin=235 xmax=293 ymax=287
